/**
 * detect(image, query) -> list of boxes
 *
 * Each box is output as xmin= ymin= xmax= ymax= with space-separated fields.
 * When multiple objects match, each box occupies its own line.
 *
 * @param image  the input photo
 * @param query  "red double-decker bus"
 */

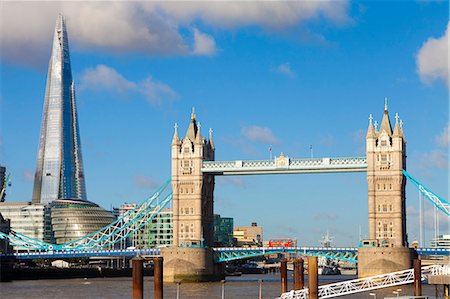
xmin=268 ymin=238 xmax=295 ymax=247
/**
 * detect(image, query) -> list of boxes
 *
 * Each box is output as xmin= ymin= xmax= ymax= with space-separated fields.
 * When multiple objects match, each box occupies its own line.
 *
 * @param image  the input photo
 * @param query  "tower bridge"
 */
xmin=1 ymin=102 xmax=449 ymax=283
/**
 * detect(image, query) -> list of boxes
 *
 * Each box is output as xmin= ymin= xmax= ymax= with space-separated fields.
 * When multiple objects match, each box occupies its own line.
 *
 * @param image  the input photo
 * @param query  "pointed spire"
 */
xmin=374 ymin=120 xmax=379 ymax=132
xmin=366 ymin=114 xmax=376 ymax=138
xmin=195 ymin=121 xmax=202 ymax=143
xmin=209 ymin=128 xmax=215 ymax=149
xmin=185 ymin=108 xmax=198 ymax=142
xmin=172 ymin=123 xmax=180 ymax=145
xmin=379 ymin=98 xmax=393 ymax=136
xmin=393 ymin=113 xmax=401 ymax=136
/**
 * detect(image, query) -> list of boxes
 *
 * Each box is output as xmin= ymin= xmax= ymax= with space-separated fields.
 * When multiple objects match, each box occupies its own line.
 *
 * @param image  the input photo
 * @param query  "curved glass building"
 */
xmin=50 ymin=199 xmax=115 ymax=244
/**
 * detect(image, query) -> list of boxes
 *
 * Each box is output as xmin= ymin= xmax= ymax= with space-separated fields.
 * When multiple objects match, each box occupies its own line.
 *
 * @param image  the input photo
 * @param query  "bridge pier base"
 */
xmin=357 ymin=247 xmax=416 ymax=278
xmin=161 ymin=248 xmax=224 ymax=282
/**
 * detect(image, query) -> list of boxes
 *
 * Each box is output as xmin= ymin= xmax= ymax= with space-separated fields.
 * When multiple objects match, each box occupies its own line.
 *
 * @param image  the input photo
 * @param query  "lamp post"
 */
xmin=259 ymin=279 xmax=263 ymax=299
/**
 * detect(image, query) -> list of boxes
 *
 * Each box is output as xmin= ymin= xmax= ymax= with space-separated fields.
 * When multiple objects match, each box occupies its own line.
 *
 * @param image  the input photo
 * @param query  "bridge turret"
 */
xmin=366 ymin=100 xmax=407 ymax=248
xmin=360 ymin=100 xmax=413 ymax=278
xmin=171 ymin=109 xmax=215 ymax=248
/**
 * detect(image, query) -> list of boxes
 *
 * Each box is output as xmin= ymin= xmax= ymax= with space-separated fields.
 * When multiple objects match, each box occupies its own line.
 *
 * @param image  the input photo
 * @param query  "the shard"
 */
xmin=32 ymin=15 xmax=87 ymax=204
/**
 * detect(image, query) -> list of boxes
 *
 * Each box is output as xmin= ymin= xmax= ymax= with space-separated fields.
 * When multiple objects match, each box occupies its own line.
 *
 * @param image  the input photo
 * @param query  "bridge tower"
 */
xmin=161 ymin=109 xmax=223 ymax=282
xmin=358 ymin=99 xmax=416 ymax=277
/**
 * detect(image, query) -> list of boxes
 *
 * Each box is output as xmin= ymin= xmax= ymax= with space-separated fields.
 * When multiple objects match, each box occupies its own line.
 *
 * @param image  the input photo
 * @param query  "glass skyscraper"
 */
xmin=32 ymin=15 xmax=87 ymax=204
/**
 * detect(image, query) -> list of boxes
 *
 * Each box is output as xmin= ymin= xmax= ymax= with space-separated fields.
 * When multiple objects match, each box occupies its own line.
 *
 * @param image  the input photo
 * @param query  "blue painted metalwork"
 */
xmin=403 ymin=170 xmax=449 ymax=216
xmin=7 ymin=248 xmax=160 ymax=260
xmin=0 ymin=179 xmax=172 ymax=251
xmin=213 ymin=247 xmax=359 ymax=263
xmin=2 ymin=247 xmax=448 ymax=261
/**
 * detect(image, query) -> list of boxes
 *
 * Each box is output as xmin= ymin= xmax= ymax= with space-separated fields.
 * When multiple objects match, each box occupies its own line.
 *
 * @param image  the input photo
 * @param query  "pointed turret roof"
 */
xmin=366 ymin=114 xmax=376 ymax=138
xmin=393 ymin=113 xmax=402 ymax=137
xmin=185 ymin=107 xmax=198 ymax=142
xmin=208 ymin=128 xmax=215 ymax=149
xmin=172 ymin=123 xmax=180 ymax=145
xmin=379 ymin=97 xmax=393 ymax=136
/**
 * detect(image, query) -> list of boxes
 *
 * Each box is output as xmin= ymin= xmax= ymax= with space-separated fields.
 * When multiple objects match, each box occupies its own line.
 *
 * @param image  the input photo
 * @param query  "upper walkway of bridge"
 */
xmin=202 ymin=156 xmax=368 ymax=175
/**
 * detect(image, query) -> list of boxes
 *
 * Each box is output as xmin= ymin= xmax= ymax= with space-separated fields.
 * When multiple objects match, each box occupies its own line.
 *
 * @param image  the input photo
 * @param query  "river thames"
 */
xmin=2 ymin=273 xmax=440 ymax=298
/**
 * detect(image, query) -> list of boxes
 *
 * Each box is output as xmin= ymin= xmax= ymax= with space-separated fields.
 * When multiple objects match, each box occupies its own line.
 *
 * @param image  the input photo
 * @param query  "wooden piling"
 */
xmin=132 ymin=257 xmax=144 ymax=299
xmin=154 ymin=257 xmax=164 ymax=299
xmin=413 ymin=259 xmax=422 ymax=296
xmin=307 ymin=256 xmax=318 ymax=299
xmin=293 ymin=258 xmax=304 ymax=290
xmin=280 ymin=259 xmax=288 ymax=293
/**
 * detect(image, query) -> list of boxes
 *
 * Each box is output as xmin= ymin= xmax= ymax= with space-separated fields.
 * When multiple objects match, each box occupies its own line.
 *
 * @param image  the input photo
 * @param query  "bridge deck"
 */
xmin=202 ymin=157 xmax=368 ymax=175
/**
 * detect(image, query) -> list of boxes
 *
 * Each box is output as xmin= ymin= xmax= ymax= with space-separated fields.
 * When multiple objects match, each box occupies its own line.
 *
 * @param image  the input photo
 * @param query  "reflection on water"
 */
xmin=1 ymin=273 xmax=440 ymax=299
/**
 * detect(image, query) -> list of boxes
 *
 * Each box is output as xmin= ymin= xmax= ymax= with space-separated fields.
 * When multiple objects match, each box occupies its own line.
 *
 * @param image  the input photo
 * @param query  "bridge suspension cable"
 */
xmin=0 ymin=179 xmax=173 ymax=251
xmin=403 ymin=169 xmax=449 ymax=216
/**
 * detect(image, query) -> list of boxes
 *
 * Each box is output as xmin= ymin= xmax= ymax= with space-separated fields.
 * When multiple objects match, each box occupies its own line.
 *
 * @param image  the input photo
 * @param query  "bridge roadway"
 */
xmin=202 ymin=156 xmax=368 ymax=175
xmin=5 ymin=247 xmax=449 ymax=262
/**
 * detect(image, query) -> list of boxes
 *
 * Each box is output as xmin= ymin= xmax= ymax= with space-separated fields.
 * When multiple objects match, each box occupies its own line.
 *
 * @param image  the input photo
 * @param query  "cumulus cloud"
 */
xmin=79 ymin=65 xmax=177 ymax=105
xmin=79 ymin=65 xmax=136 ymax=92
xmin=276 ymin=63 xmax=296 ymax=78
xmin=1 ymin=1 xmax=350 ymax=68
xmin=192 ymin=28 xmax=217 ymax=56
xmin=241 ymin=125 xmax=279 ymax=144
xmin=134 ymin=175 xmax=159 ymax=189
xmin=436 ymin=123 xmax=449 ymax=148
xmin=416 ymin=22 xmax=449 ymax=87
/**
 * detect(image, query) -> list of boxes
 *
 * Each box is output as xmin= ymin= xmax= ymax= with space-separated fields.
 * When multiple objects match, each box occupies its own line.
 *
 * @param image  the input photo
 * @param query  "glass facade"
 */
xmin=213 ymin=214 xmax=234 ymax=247
xmin=0 ymin=202 xmax=53 ymax=250
xmin=117 ymin=205 xmax=173 ymax=249
xmin=50 ymin=199 xmax=115 ymax=244
xmin=32 ymin=15 xmax=86 ymax=205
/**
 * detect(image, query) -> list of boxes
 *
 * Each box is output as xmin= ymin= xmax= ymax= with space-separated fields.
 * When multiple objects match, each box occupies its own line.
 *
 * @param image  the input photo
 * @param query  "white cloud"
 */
xmin=241 ymin=125 xmax=279 ymax=144
xmin=158 ymin=1 xmax=350 ymax=29
xmin=277 ymin=63 xmax=296 ymax=78
xmin=1 ymin=1 xmax=350 ymax=68
xmin=139 ymin=77 xmax=177 ymax=105
xmin=79 ymin=64 xmax=177 ymax=105
xmin=134 ymin=175 xmax=159 ymax=189
xmin=416 ymin=22 xmax=449 ymax=87
xmin=421 ymin=150 xmax=448 ymax=169
xmin=79 ymin=65 xmax=136 ymax=92
xmin=436 ymin=123 xmax=449 ymax=148
xmin=192 ymin=28 xmax=217 ymax=56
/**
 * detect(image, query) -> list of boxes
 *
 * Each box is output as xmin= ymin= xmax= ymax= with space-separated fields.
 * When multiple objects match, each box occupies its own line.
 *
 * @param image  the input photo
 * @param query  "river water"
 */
xmin=1 ymin=273 xmax=441 ymax=298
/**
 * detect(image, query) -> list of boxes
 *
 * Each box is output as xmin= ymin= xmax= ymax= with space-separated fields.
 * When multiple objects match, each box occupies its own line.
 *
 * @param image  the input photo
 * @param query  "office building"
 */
xmin=117 ymin=204 xmax=173 ymax=249
xmin=234 ymin=222 xmax=263 ymax=247
xmin=31 ymin=15 xmax=87 ymax=205
xmin=214 ymin=214 xmax=234 ymax=247
xmin=0 ymin=202 xmax=53 ymax=249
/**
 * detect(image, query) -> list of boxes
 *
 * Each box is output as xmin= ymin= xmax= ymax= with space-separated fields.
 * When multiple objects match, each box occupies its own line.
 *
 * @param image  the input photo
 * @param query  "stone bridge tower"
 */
xmin=161 ymin=109 xmax=223 ymax=282
xmin=359 ymin=100 xmax=415 ymax=277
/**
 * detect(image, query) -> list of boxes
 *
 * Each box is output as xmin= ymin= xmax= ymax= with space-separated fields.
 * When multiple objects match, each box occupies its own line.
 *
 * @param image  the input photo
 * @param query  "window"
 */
xmin=381 ymin=154 xmax=387 ymax=162
xmin=381 ymin=140 xmax=387 ymax=146
xmin=383 ymin=204 xmax=387 ymax=212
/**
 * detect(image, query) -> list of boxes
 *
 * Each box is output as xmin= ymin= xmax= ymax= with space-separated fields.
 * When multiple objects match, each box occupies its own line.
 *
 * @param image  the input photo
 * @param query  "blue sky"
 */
xmin=1 ymin=1 xmax=448 ymax=246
